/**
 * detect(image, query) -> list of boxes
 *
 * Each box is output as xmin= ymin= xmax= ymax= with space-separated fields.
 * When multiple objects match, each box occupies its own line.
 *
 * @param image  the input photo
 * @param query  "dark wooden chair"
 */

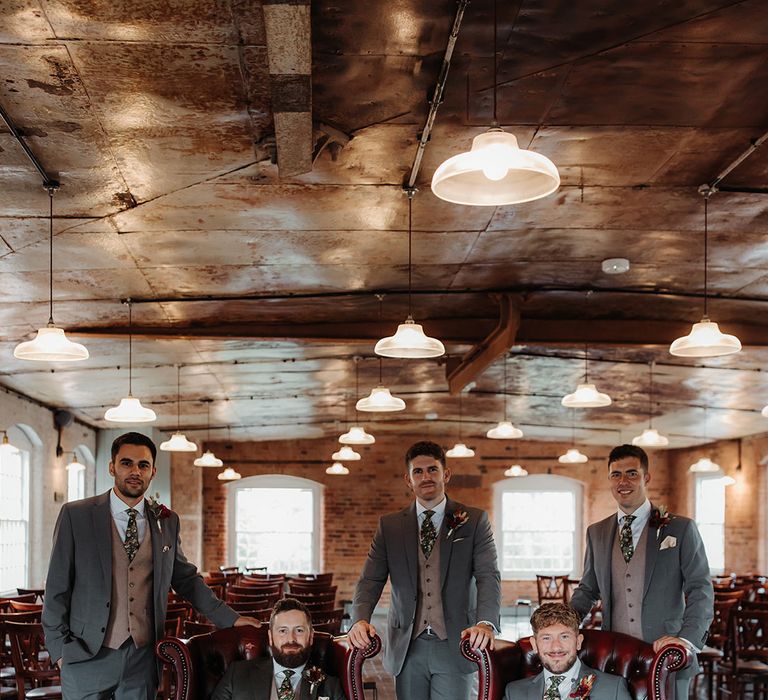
xmin=15 ymin=590 xmax=45 ymax=604
xmin=8 ymin=602 xmax=43 ymax=614
xmin=290 ymin=573 xmax=334 ymax=585
xmin=5 ymin=621 xmax=62 ymax=700
xmin=0 ymin=594 xmax=37 ymax=613
xmin=718 ymin=607 xmax=768 ymax=700
xmin=461 ymin=628 xmax=692 ymax=700
xmin=535 ymin=575 xmax=568 ymax=605
xmin=155 ymin=625 xmax=381 ymax=700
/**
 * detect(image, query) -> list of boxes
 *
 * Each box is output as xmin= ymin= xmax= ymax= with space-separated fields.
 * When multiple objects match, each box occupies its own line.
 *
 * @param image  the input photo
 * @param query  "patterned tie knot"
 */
xmin=283 ymin=670 xmax=294 ymax=680
xmin=123 ymin=508 xmax=140 ymax=562
xmin=420 ymin=510 xmax=437 ymax=558
xmin=619 ymin=514 xmax=636 ymax=563
xmin=623 ymin=514 xmax=635 ymax=525
xmin=278 ymin=669 xmax=295 ymax=700
xmin=544 ymin=675 xmax=565 ymax=700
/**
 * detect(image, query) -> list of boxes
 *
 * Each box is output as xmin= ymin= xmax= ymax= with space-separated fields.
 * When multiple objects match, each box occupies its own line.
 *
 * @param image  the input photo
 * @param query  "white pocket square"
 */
xmin=660 ymin=535 xmax=677 ymax=550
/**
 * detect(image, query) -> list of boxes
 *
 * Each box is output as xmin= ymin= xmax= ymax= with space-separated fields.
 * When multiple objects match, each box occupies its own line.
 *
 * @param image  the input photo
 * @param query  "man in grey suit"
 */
xmin=505 ymin=603 xmax=631 ymax=700
xmin=348 ymin=440 xmax=501 ymax=700
xmin=42 ymin=432 xmax=258 ymax=700
xmin=212 ymin=597 xmax=346 ymax=700
xmin=569 ymin=444 xmax=714 ymax=700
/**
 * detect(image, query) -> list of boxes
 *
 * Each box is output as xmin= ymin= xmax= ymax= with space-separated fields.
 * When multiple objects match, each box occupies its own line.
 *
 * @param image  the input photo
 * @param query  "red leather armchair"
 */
xmin=461 ymin=628 xmax=693 ymax=700
xmin=156 ymin=625 xmax=381 ymax=700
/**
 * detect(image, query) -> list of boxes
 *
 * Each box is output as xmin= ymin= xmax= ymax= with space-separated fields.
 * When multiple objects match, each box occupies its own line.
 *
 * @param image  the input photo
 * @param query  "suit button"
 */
xmin=626 ymin=573 xmax=631 ymax=578
xmin=101 ymin=627 xmax=105 ymax=632
xmin=426 ymin=578 xmax=431 ymax=583
xmin=427 ymin=606 xmax=432 ymax=610
xmin=630 ymin=618 xmax=635 ymax=622
xmin=627 ymin=588 xmax=632 ymax=593
xmin=106 ymin=602 xmax=110 ymax=608
xmin=427 ymin=593 xmax=431 ymax=597
xmin=129 ymin=583 xmax=135 ymax=588
xmin=130 ymin=597 xmax=134 ymax=602
xmin=628 ymin=603 xmax=633 ymax=608
xmin=129 ymin=567 xmax=134 ymax=572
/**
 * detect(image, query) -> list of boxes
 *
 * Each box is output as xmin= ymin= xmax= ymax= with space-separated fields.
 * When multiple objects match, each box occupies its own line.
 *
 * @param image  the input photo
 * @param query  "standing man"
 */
xmin=570 ymin=444 xmax=713 ymax=700
xmin=504 ymin=603 xmax=632 ymax=700
xmin=42 ymin=432 xmax=258 ymax=699
xmin=348 ymin=440 xmax=501 ymax=700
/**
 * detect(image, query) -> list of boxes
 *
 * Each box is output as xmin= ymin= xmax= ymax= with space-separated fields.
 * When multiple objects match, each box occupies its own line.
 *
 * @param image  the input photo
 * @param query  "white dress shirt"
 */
xmin=272 ymin=660 xmax=306 ymax=695
xmin=616 ymin=498 xmax=652 ymax=550
xmin=416 ymin=496 xmax=447 ymax=532
xmin=110 ymin=489 xmax=148 ymax=543
xmin=543 ymin=658 xmax=582 ymax=699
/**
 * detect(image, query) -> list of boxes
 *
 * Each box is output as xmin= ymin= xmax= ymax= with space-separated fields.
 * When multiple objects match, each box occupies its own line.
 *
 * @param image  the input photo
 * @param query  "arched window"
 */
xmin=493 ymin=474 xmax=583 ymax=580
xmin=67 ymin=445 xmax=94 ymax=502
xmin=226 ymin=475 xmax=323 ymax=573
xmin=694 ymin=472 xmax=727 ymax=575
xmin=0 ymin=428 xmax=31 ymax=589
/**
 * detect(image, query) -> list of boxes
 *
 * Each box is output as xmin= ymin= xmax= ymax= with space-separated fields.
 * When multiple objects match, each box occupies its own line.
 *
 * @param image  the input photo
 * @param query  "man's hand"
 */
xmin=461 ymin=622 xmax=495 ymax=651
xmin=234 ymin=616 xmax=261 ymax=628
xmin=348 ymin=620 xmax=376 ymax=649
xmin=653 ymin=635 xmax=690 ymax=653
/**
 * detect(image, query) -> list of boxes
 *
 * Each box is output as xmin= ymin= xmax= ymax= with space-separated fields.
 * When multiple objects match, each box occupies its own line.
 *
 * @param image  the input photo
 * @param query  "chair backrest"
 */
xmin=291 ymin=573 xmax=333 ymax=585
xmin=5 ymin=621 xmax=60 ymax=689
xmin=289 ymin=589 xmax=336 ymax=603
xmin=243 ymin=572 xmax=285 ymax=582
xmin=288 ymin=579 xmax=336 ymax=593
xmin=16 ymin=588 xmax=45 ymax=602
xmin=731 ymin=607 xmax=768 ymax=666
xmin=9 ymin=600 xmax=43 ymax=613
xmin=155 ymin=626 xmax=381 ymax=700
xmin=182 ymin=620 xmax=215 ymax=637
xmin=0 ymin=593 xmax=37 ymax=612
xmin=535 ymin=575 xmax=568 ymax=604
xmin=460 ymin=628 xmax=693 ymax=700
xmin=229 ymin=582 xmax=283 ymax=596
xmin=226 ymin=592 xmax=280 ymax=607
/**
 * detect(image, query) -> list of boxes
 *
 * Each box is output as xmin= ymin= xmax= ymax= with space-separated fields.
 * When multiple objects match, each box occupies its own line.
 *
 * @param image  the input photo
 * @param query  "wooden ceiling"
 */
xmin=2 ymin=0 xmax=768 ymax=448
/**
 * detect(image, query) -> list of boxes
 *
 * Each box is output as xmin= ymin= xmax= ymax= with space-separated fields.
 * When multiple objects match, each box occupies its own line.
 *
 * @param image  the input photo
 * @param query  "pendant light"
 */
xmin=670 ymin=191 xmax=741 ymax=357
xmin=14 ymin=186 xmax=89 ymax=362
xmin=561 ymin=346 xmax=611 ymax=408
xmin=356 ymin=358 xmax=406 ymax=412
xmin=689 ymin=457 xmax=720 ymax=473
xmin=340 ymin=358 xmax=376 ymax=444
xmin=160 ymin=365 xmax=198 ymax=452
xmin=558 ymin=418 xmax=588 ymax=463
xmin=331 ymin=445 xmax=361 ymax=461
xmin=632 ymin=362 xmax=669 ymax=448
xmin=431 ymin=0 xmax=558 ymax=206
xmin=504 ymin=464 xmax=528 ymax=477
xmin=374 ymin=190 xmax=445 ymax=359
xmin=65 ymin=454 xmax=85 ymax=472
xmin=104 ymin=300 xmax=156 ymax=423
xmin=487 ymin=355 xmax=524 ymax=439
xmin=447 ymin=392 xmax=475 ymax=458
xmin=218 ymin=467 xmax=241 ymax=481
xmin=326 ymin=462 xmax=349 ymax=475
xmin=0 ymin=431 xmax=17 ymax=456
xmin=194 ymin=401 xmax=224 ymax=467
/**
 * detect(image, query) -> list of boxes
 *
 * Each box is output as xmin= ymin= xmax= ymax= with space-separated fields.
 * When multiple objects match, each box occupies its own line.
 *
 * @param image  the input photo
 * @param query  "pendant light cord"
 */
xmin=492 ymin=0 xmax=498 ymax=126
xmin=127 ymin=299 xmax=133 ymax=396
xmin=648 ymin=361 xmax=654 ymax=428
xmin=703 ymin=193 xmax=709 ymax=318
xmin=354 ymin=357 xmax=360 ymax=419
xmin=458 ymin=392 xmax=463 ymax=440
xmin=47 ymin=186 xmax=56 ymax=325
xmin=406 ymin=189 xmax=415 ymax=317
xmin=503 ymin=355 xmax=508 ymax=421
xmin=176 ymin=364 xmax=182 ymax=431
xmin=584 ymin=344 xmax=589 ymax=383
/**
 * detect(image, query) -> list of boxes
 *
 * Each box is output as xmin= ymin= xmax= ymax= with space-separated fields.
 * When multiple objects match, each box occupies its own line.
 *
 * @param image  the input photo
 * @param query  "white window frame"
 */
xmin=694 ymin=472 xmax=726 ymax=576
xmin=226 ymin=474 xmax=323 ymax=573
xmin=0 ymin=443 xmax=30 ymax=591
xmin=493 ymin=474 xmax=583 ymax=581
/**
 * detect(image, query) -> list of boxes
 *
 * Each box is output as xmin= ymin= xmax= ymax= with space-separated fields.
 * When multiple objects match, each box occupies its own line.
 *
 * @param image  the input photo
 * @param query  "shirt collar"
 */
xmin=416 ymin=496 xmax=447 ymax=518
xmin=616 ymin=498 xmax=651 ymax=525
xmin=272 ymin=660 xmax=306 ymax=681
xmin=110 ymin=489 xmax=146 ymax=517
xmin=543 ymin=658 xmax=581 ymax=687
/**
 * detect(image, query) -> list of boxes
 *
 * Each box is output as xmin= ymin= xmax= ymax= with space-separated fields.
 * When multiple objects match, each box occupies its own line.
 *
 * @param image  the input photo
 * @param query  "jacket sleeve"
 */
xmin=41 ymin=504 xmax=75 ymax=663
xmin=169 ymin=515 xmax=239 ymax=628
xmin=616 ymin=677 xmax=633 ymax=700
xmin=677 ymin=519 xmax=714 ymax=646
xmin=569 ymin=525 xmax=600 ymax=620
xmin=472 ymin=510 xmax=501 ymax=628
xmin=210 ymin=661 xmax=235 ymax=700
xmin=350 ymin=517 xmax=390 ymax=624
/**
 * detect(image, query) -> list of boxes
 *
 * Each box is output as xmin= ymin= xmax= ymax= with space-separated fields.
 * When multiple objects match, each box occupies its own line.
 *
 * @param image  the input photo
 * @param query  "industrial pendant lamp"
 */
xmin=487 ymin=355 xmax=524 ymax=439
xmin=194 ymin=401 xmax=224 ymax=467
xmin=447 ymin=392 xmax=475 ymax=458
xmin=558 ymin=419 xmax=588 ymax=463
xmin=356 ymin=358 xmax=406 ymax=412
xmin=160 ymin=365 xmax=198 ymax=452
xmin=0 ymin=431 xmax=17 ymax=456
xmin=326 ymin=462 xmax=349 ymax=475
xmin=340 ymin=358 xmax=376 ymax=444
xmin=104 ymin=300 xmax=156 ymax=423
xmin=670 ymin=191 xmax=741 ymax=357
xmin=331 ymin=445 xmax=361 ymax=461
xmin=14 ymin=186 xmax=89 ymax=362
xmin=689 ymin=457 xmax=720 ymax=473
xmin=65 ymin=453 xmax=85 ymax=472
xmin=561 ymin=347 xmax=612 ymax=408
xmin=374 ymin=190 xmax=445 ymax=359
xmin=431 ymin=0 xmax=559 ymax=206
xmin=504 ymin=464 xmax=528 ymax=477
xmin=632 ymin=362 xmax=669 ymax=448
xmin=218 ymin=467 xmax=241 ymax=481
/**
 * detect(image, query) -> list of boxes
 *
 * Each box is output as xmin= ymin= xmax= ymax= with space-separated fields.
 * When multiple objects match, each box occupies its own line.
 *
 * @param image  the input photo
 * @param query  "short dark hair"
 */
xmin=531 ymin=602 xmax=581 ymax=634
xmin=404 ymin=440 xmax=445 ymax=469
xmin=111 ymin=432 xmax=157 ymax=464
xmin=269 ymin=597 xmax=312 ymax=630
xmin=608 ymin=444 xmax=649 ymax=472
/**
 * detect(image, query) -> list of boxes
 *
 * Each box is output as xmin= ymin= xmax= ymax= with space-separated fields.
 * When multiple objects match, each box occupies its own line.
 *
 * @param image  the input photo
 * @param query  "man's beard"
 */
xmin=271 ymin=642 xmax=311 ymax=669
xmin=541 ymin=651 xmax=578 ymax=674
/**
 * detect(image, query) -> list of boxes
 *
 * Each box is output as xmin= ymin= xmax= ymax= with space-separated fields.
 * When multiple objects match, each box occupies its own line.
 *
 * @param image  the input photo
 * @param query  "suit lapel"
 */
xmin=403 ymin=503 xmax=419 ymax=588
xmin=254 ymin=658 xmax=274 ymax=700
xmin=93 ymin=492 xmax=112 ymax=585
xmin=439 ymin=497 xmax=458 ymax=586
xmin=147 ymin=501 xmax=165 ymax=604
xmin=529 ymin=673 xmax=545 ymax=700
xmin=643 ymin=506 xmax=660 ymax=598
xmin=599 ymin=516 xmax=617 ymax=599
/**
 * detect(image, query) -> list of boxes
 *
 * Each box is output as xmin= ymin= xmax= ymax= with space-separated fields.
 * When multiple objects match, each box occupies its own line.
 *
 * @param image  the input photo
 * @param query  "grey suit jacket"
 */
xmin=504 ymin=663 xmax=632 ymax=700
xmin=211 ymin=657 xmax=347 ymax=700
xmin=569 ymin=506 xmax=714 ymax=650
xmin=42 ymin=490 xmax=239 ymax=664
xmin=351 ymin=497 xmax=501 ymax=675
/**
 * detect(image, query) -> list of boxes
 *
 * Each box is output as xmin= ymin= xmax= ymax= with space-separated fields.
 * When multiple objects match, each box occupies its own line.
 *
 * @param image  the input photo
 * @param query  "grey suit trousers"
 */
xmin=395 ymin=634 xmax=475 ymax=700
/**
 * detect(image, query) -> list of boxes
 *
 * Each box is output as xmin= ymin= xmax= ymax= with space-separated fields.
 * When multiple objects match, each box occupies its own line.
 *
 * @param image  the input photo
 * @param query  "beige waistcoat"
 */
xmin=610 ymin=523 xmax=648 ymax=640
xmin=412 ymin=536 xmax=448 ymax=639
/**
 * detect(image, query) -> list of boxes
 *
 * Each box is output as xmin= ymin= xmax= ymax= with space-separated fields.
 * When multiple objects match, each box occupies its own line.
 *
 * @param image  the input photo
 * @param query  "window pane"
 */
xmin=0 ymin=447 xmax=29 ymax=590
xmin=695 ymin=476 xmax=725 ymax=574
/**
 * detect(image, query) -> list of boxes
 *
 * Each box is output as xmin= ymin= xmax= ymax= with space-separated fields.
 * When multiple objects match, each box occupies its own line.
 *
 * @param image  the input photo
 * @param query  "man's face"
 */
xmin=405 ymin=455 xmax=451 ymax=507
xmin=531 ymin=622 xmax=583 ymax=674
xmin=269 ymin=609 xmax=313 ymax=668
xmin=109 ymin=444 xmax=156 ymax=503
xmin=609 ymin=456 xmax=650 ymax=513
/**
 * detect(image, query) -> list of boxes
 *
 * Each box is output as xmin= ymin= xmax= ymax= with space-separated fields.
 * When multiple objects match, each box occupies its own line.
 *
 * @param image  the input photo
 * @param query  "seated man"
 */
xmin=212 ymin=597 xmax=347 ymax=700
xmin=505 ymin=603 xmax=632 ymax=700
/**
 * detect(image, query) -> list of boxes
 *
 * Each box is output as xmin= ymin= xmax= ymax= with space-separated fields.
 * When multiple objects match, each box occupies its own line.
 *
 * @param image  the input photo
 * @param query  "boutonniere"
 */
xmin=570 ymin=674 xmax=597 ymax=699
xmin=649 ymin=504 xmax=672 ymax=539
xmin=147 ymin=493 xmax=172 ymax=533
xmin=303 ymin=665 xmax=327 ymax=697
xmin=446 ymin=509 xmax=469 ymax=539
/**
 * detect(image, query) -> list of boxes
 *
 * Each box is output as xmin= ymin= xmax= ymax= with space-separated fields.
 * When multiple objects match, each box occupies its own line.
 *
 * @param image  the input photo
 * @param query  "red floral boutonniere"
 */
xmin=147 ymin=493 xmax=172 ymax=533
xmin=303 ymin=665 xmax=327 ymax=696
xmin=649 ymin=504 xmax=672 ymax=539
xmin=446 ymin=509 xmax=469 ymax=539
xmin=570 ymin=674 xmax=597 ymax=699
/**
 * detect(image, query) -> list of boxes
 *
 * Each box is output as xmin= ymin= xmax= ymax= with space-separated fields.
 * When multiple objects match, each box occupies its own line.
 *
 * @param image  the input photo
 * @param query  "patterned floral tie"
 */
xmin=544 ymin=675 xmax=565 ymax=700
xmin=620 ymin=514 xmax=636 ymax=563
xmin=124 ymin=508 xmax=139 ymax=561
xmin=277 ymin=670 xmax=294 ymax=700
xmin=420 ymin=510 xmax=437 ymax=558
